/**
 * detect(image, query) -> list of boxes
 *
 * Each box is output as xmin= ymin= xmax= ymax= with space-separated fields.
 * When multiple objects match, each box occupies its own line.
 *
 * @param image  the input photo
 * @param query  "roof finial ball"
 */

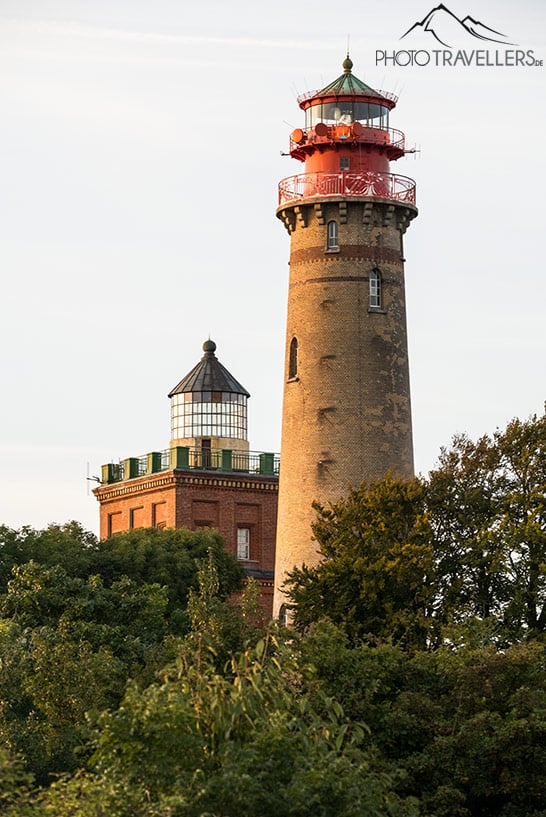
xmin=202 ymin=339 xmax=217 ymax=356
xmin=342 ymin=54 xmax=353 ymax=74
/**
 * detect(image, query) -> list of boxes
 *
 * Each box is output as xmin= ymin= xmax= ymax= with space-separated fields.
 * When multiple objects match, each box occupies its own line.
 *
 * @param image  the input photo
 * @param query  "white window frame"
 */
xmin=369 ymin=268 xmax=382 ymax=308
xmin=326 ymin=220 xmax=339 ymax=250
xmin=237 ymin=527 xmax=250 ymax=560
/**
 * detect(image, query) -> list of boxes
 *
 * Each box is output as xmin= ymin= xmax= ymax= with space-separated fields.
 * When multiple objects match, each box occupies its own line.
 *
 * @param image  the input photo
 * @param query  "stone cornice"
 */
xmin=93 ymin=469 xmax=278 ymax=501
xmin=277 ymin=198 xmax=417 ymax=234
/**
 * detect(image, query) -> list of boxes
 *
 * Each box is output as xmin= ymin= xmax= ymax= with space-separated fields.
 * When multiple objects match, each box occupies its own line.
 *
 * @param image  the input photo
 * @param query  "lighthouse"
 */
xmin=273 ymin=57 xmax=418 ymax=618
xmin=168 ymin=339 xmax=251 ymax=466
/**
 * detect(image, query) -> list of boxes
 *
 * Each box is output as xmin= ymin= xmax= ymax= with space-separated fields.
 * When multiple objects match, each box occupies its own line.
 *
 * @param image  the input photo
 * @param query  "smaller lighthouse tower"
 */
xmin=273 ymin=58 xmax=418 ymax=617
xmin=168 ymin=340 xmax=250 ymax=466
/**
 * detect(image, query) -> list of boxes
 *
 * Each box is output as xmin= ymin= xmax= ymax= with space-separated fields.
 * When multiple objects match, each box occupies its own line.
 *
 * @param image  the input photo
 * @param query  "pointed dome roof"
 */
xmin=168 ymin=340 xmax=250 ymax=398
xmin=298 ymin=56 xmax=396 ymax=109
xmin=318 ymin=56 xmax=380 ymax=97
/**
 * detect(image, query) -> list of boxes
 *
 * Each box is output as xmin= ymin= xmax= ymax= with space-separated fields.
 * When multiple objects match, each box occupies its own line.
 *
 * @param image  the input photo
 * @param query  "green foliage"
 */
xmin=285 ymin=477 xmax=435 ymax=648
xmin=92 ymin=526 xmax=244 ymax=631
xmin=15 ymin=635 xmax=416 ymax=817
xmin=429 ymin=411 xmax=546 ymax=638
xmin=286 ymin=412 xmax=546 ymax=647
xmin=0 ymin=563 xmax=170 ymax=782
xmin=299 ymin=620 xmax=546 ymax=817
xmin=0 ymin=522 xmax=98 ymax=592
xmin=0 ymin=524 xmax=244 ymax=634
xmin=0 ymin=526 xmax=244 ymax=785
xmin=3 ymin=413 xmax=546 ymax=816
xmin=0 ymin=748 xmax=33 ymax=809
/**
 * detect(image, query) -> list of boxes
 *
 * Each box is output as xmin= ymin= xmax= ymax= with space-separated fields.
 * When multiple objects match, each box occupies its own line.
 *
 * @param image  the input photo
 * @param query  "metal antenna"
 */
xmin=86 ymin=462 xmax=101 ymax=495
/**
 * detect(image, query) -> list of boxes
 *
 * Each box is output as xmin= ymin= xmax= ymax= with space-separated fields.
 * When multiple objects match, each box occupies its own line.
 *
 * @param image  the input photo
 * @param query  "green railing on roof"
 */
xmin=100 ymin=447 xmax=280 ymax=485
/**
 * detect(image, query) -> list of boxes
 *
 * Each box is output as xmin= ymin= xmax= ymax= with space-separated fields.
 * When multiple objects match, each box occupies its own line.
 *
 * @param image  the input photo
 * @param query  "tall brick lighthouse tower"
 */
xmin=273 ymin=57 xmax=418 ymax=618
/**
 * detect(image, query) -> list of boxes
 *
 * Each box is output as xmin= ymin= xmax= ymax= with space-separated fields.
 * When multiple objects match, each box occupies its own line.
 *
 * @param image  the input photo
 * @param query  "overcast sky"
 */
xmin=1 ymin=0 xmax=544 ymax=534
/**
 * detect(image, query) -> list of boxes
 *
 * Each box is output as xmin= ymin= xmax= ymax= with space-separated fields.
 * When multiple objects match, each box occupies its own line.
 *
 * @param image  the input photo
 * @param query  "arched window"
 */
xmin=369 ymin=268 xmax=382 ymax=308
xmin=289 ymin=336 xmax=298 ymax=379
xmin=326 ymin=220 xmax=339 ymax=250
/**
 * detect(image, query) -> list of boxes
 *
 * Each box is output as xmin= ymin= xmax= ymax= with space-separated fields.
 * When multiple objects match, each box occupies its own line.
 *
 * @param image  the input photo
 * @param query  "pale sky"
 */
xmin=1 ymin=0 xmax=544 ymax=534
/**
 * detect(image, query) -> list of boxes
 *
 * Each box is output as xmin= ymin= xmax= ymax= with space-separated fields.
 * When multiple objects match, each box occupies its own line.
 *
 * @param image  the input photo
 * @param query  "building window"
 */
xmin=278 ymin=604 xmax=288 ymax=626
xmin=152 ymin=501 xmax=166 ymax=528
xmin=326 ymin=220 xmax=339 ymax=250
xmin=369 ymin=268 xmax=382 ymax=308
xmin=289 ymin=337 xmax=298 ymax=379
xmin=129 ymin=506 xmax=144 ymax=530
xmin=107 ymin=512 xmax=122 ymax=538
xmin=237 ymin=527 xmax=250 ymax=560
xmin=340 ymin=156 xmax=349 ymax=171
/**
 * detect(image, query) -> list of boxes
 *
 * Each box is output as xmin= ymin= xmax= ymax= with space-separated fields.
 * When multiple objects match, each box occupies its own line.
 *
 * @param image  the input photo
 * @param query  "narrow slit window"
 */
xmin=369 ymin=268 xmax=382 ymax=308
xmin=326 ymin=220 xmax=339 ymax=250
xmin=289 ymin=336 xmax=298 ymax=379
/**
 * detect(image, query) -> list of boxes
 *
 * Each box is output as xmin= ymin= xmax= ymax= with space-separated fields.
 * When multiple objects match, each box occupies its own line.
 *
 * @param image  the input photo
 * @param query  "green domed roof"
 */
xmin=298 ymin=56 xmax=395 ymax=108
xmin=318 ymin=57 xmax=380 ymax=97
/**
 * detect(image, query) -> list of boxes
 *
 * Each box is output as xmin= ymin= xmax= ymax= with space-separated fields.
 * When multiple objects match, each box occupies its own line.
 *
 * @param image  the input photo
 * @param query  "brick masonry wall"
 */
xmin=94 ymin=470 xmax=278 ymax=618
xmin=273 ymin=197 xmax=417 ymax=617
xmin=95 ymin=473 xmax=178 ymax=539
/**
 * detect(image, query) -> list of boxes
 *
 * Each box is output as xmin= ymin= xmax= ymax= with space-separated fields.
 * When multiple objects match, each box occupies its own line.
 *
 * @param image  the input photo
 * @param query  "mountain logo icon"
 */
xmin=401 ymin=4 xmax=516 ymax=48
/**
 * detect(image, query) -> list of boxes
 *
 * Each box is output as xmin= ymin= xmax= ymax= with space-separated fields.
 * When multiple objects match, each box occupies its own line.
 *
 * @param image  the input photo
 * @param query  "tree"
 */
xmin=286 ymin=412 xmax=546 ymax=647
xmin=0 ymin=523 xmax=244 ymax=639
xmin=429 ymin=411 xmax=546 ymax=639
xmin=0 ymin=562 xmax=172 ymax=782
xmin=91 ymin=526 xmax=244 ymax=629
xmin=298 ymin=620 xmax=546 ymax=817
xmin=0 ymin=522 xmax=98 ymax=593
xmin=8 ymin=635 xmax=417 ymax=817
xmin=284 ymin=477 xmax=436 ymax=648
xmin=0 ymin=747 xmax=33 ymax=810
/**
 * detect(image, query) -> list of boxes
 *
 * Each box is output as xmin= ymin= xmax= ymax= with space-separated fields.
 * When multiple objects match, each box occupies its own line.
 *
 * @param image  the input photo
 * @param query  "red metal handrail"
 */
xmin=289 ymin=125 xmax=405 ymax=154
xmin=278 ymin=171 xmax=416 ymax=206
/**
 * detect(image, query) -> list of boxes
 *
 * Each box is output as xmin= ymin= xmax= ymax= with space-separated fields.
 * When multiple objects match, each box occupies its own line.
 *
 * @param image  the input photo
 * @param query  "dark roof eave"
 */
xmin=168 ymin=356 xmax=250 ymax=398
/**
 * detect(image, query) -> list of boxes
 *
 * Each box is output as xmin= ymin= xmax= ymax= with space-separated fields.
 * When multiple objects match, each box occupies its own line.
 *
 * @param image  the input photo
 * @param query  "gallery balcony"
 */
xmin=278 ymin=170 xmax=416 ymax=207
xmin=100 ymin=446 xmax=280 ymax=485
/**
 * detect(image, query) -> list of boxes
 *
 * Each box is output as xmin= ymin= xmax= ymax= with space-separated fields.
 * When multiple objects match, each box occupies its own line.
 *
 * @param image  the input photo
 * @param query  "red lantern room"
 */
xmin=279 ymin=55 xmax=416 ymax=205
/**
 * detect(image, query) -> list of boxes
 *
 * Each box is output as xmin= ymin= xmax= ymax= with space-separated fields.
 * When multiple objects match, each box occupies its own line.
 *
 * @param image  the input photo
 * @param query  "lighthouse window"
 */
xmin=369 ymin=269 xmax=382 ymax=308
xmin=170 ymin=392 xmax=248 ymax=440
xmin=340 ymin=157 xmax=350 ymax=171
xmin=289 ymin=337 xmax=298 ymax=379
xmin=306 ymin=101 xmax=390 ymax=130
xmin=326 ymin=220 xmax=339 ymax=250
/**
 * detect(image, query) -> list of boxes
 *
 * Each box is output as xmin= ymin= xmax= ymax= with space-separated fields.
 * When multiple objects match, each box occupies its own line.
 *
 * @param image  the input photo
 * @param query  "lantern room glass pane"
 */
xmin=305 ymin=101 xmax=389 ymax=130
xmin=171 ymin=393 xmax=248 ymax=440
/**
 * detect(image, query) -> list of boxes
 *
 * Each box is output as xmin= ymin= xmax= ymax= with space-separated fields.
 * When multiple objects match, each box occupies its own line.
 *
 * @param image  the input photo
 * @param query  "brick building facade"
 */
xmin=94 ymin=341 xmax=278 ymax=618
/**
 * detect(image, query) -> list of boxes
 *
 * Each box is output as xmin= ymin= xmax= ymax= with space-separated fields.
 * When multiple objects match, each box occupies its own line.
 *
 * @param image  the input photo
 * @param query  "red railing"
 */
xmin=278 ymin=171 xmax=416 ymax=206
xmin=290 ymin=125 xmax=405 ymax=154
